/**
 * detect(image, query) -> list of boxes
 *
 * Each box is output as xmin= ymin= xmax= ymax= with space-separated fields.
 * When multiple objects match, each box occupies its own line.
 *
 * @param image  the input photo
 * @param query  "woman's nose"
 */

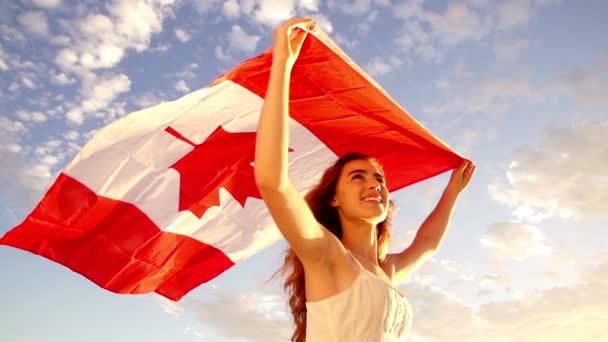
xmin=369 ymin=180 xmax=382 ymax=191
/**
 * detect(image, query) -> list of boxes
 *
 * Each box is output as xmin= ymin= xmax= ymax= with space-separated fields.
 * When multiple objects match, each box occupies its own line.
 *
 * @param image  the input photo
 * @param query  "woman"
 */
xmin=254 ymin=18 xmax=476 ymax=342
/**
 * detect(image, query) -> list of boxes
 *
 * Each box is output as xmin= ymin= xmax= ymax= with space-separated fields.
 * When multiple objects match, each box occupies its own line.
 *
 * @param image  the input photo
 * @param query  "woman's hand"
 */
xmin=446 ymin=160 xmax=476 ymax=195
xmin=272 ymin=17 xmax=316 ymax=70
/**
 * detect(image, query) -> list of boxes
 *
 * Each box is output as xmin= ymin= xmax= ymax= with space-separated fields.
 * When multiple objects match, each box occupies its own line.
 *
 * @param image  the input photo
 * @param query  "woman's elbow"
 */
xmin=254 ymin=169 xmax=287 ymax=192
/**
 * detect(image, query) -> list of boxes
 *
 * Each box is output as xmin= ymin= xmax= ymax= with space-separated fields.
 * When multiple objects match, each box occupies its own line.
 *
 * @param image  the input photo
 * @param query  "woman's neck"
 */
xmin=340 ymin=218 xmax=378 ymax=264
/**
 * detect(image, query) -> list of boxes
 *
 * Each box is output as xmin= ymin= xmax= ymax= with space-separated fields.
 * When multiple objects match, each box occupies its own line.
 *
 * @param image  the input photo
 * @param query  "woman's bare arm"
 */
xmin=383 ymin=161 xmax=476 ymax=284
xmin=254 ymin=18 xmax=339 ymax=267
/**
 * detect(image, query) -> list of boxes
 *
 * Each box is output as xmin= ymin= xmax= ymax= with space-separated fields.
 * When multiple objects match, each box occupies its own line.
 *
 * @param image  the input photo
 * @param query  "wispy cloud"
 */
xmin=423 ymin=71 xmax=542 ymax=117
xmin=168 ymin=287 xmax=291 ymax=342
xmin=406 ymin=259 xmax=608 ymax=340
xmin=175 ymin=80 xmax=190 ymax=93
xmin=17 ymin=11 xmax=50 ymax=37
xmin=366 ymin=55 xmax=407 ymax=76
xmin=31 ymin=0 xmax=63 ymax=9
xmin=552 ymin=68 xmax=608 ymax=107
xmin=489 ymin=121 xmax=608 ymax=221
xmin=480 ymin=222 xmax=551 ymax=260
xmin=174 ymin=28 xmax=192 ymax=43
xmin=393 ymin=0 xmax=560 ymax=63
xmin=228 ymin=25 xmax=260 ymax=53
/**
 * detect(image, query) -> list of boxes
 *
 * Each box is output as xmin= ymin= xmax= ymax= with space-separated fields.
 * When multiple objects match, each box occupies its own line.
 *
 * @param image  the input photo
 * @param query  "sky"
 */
xmin=1 ymin=0 xmax=607 ymax=341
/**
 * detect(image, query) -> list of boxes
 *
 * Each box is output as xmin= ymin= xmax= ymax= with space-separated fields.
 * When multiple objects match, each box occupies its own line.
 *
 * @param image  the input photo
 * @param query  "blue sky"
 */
xmin=1 ymin=0 xmax=607 ymax=341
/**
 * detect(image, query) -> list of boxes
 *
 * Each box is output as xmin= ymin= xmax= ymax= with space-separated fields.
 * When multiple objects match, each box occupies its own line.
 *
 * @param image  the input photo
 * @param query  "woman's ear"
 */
xmin=329 ymin=196 xmax=338 ymax=208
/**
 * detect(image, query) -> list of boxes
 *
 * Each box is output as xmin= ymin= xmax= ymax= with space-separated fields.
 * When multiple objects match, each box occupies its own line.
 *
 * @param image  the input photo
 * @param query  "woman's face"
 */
xmin=331 ymin=159 xmax=390 ymax=224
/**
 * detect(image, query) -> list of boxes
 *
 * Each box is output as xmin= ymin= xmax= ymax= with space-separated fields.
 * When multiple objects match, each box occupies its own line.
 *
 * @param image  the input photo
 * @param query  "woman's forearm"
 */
xmin=254 ymin=59 xmax=292 ymax=189
xmin=415 ymin=188 xmax=460 ymax=252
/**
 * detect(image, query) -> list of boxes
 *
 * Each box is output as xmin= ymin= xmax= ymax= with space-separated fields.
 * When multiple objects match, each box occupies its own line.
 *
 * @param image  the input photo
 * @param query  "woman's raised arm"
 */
xmin=254 ymin=18 xmax=339 ymax=267
xmin=383 ymin=160 xmax=476 ymax=284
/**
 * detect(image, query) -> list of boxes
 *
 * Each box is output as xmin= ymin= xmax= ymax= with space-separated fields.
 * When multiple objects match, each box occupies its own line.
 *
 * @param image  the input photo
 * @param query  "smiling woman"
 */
xmin=254 ymin=17 xmax=476 ymax=342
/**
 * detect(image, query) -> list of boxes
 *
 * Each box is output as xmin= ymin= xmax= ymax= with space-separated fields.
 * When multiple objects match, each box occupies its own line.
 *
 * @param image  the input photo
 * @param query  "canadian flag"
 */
xmin=0 ymin=30 xmax=463 ymax=301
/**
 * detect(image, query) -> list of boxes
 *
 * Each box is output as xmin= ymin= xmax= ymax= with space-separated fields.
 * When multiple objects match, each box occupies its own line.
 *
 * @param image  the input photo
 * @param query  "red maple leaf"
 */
xmin=167 ymin=125 xmax=262 ymax=219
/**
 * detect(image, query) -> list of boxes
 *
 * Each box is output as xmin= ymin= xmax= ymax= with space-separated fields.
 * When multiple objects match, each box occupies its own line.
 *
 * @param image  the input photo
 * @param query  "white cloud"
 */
xmin=240 ymin=0 xmax=257 ymax=15
xmin=16 ymin=110 xmax=47 ymax=123
xmin=440 ymin=260 xmax=460 ymax=273
xmin=21 ymin=163 xmax=53 ymax=189
xmin=150 ymin=43 xmax=171 ymax=53
xmin=394 ymin=20 xmax=443 ymax=63
xmin=64 ymin=73 xmax=131 ymax=125
xmin=192 ymin=0 xmax=222 ymax=14
xmin=553 ymin=69 xmax=608 ymax=107
xmin=0 ymin=46 xmax=9 ymax=71
xmin=366 ymin=55 xmax=406 ymax=77
xmin=428 ymin=3 xmax=484 ymax=46
xmin=366 ymin=56 xmax=392 ymax=76
xmin=0 ymin=131 xmax=67 ymax=205
xmin=155 ymin=294 xmax=184 ymax=318
xmin=393 ymin=0 xmax=545 ymax=62
xmin=452 ymin=128 xmax=478 ymax=156
xmin=32 ymin=0 xmax=63 ymax=9
xmin=3 ymin=143 xmax=23 ymax=153
xmin=333 ymin=33 xmax=360 ymax=50
xmin=50 ymin=71 xmax=76 ymax=85
xmin=480 ymin=222 xmax=551 ymax=260
xmin=331 ymin=0 xmax=372 ymax=15
xmin=215 ymin=46 xmax=231 ymax=61
xmin=534 ymin=0 xmax=563 ymax=5
xmin=310 ymin=13 xmax=333 ymax=33
xmin=174 ymin=28 xmax=191 ymax=42
xmin=394 ymin=2 xmax=485 ymax=48
xmin=49 ymin=34 xmax=71 ymax=45
xmin=63 ymin=130 xmax=80 ymax=141
xmin=66 ymin=108 xmax=84 ymax=125
xmin=187 ymin=289 xmax=291 ymax=341
xmin=254 ymin=0 xmax=296 ymax=26
xmin=601 ymin=54 xmax=608 ymax=71
xmin=405 ymin=260 xmax=608 ymax=341
xmin=0 ymin=117 xmax=27 ymax=134
xmin=494 ymin=39 xmax=528 ymax=63
xmin=17 ymin=11 xmax=50 ymax=36
xmin=423 ymin=72 xmax=539 ymax=116
xmin=173 ymin=63 xmax=199 ymax=79
xmin=223 ymin=0 xmax=240 ymax=18
xmin=132 ymin=91 xmax=167 ymax=109
xmin=0 ymin=24 xmax=26 ymax=43
xmin=489 ymin=121 xmax=608 ymax=220
xmin=40 ymin=154 xmax=60 ymax=167
xmin=298 ymin=0 xmax=320 ymax=11
xmin=21 ymin=76 xmax=36 ymax=89
xmin=434 ymin=79 xmax=450 ymax=89
xmin=175 ymin=80 xmax=190 ymax=93
xmin=54 ymin=0 xmax=176 ymax=74
xmin=81 ymin=74 xmax=131 ymax=112
xmin=9 ymin=82 xmax=20 ymax=92
xmin=404 ymin=283 xmax=482 ymax=339
xmin=0 ymin=119 xmax=32 ymax=204
xmin=54 ymin=48 xmax=79 ymax=71
xmin=227 ymin=25 xmax=261 ymax=53
xmin=411 ymin=258 xmax=442 ymax=285
xmin=495 ymin=0 xmax=530 ymax=30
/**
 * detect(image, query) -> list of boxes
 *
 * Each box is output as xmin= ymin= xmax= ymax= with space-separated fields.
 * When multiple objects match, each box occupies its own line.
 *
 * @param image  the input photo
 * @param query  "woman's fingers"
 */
xmin=273 ymin=17 xmax=316 ymax=65
xmin=449 ymin=160 xmax=476 ymax=191
xmin=285 ymin=17 xmax=315 ymax=31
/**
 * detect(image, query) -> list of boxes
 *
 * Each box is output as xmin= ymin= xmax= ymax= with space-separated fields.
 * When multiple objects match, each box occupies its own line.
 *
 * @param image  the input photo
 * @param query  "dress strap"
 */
xmin=346 ymin=250 xmax=365 ymax=272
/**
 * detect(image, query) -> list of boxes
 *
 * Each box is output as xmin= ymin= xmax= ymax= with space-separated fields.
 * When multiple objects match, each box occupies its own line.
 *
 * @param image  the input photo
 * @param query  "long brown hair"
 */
xmin=276 ymin=152 xmax=396 ymax=342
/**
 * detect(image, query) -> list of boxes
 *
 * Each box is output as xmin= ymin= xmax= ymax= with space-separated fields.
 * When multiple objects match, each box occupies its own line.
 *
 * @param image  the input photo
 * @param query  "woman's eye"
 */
xmin=352 ymin=174 xmax=363 ymax=180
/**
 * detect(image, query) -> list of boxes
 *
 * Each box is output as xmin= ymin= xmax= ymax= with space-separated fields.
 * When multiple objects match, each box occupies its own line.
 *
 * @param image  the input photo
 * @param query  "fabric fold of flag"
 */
xmin=0 ymin=28 xmax=465 ymax=301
